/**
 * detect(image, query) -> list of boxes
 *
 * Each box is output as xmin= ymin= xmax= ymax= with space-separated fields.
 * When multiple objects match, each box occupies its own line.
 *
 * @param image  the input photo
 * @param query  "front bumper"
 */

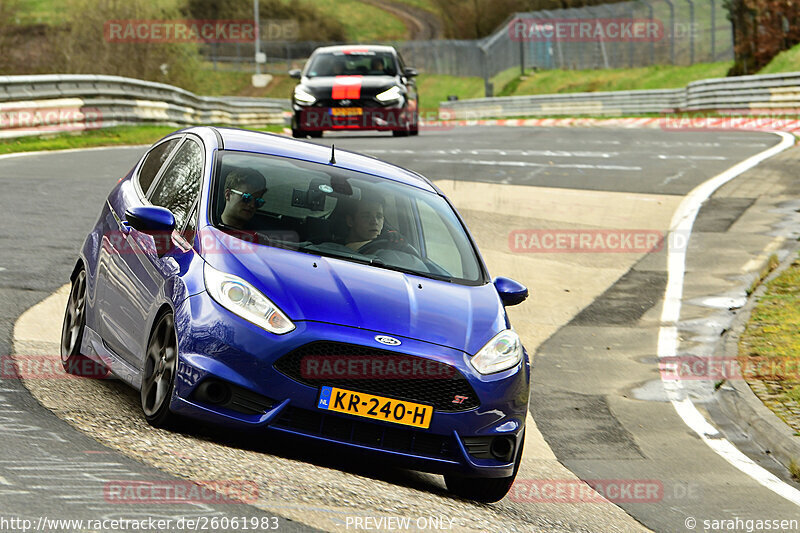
xmin=170 ymin=292 xmax=530 ymax=477
xmin=170 ymin=290 xmax=530 ymax=478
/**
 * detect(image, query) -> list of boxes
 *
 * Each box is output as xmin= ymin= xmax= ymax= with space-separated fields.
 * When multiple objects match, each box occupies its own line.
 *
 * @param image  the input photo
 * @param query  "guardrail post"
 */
xmin=659 ymin=0 xmax=676 ymax=64
xmin=686 ymin=0 xmax=695 ymax=65
xmin=481 ymin=47 xmax=492 ymax=97
xmin=710 ymin=0 xmax=716 ymax=60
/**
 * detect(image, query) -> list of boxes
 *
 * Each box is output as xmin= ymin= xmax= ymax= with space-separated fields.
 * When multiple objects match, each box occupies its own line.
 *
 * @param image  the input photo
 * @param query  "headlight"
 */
xmin=204 ymin=263 xmax=295 ymax=335
xmin=470 ymin=330 xmax=523 ymax=375
xmin=293 ymin=87 xmax=316 ymax=105
xmin=375 ymin=86 xmax=403 ymax=103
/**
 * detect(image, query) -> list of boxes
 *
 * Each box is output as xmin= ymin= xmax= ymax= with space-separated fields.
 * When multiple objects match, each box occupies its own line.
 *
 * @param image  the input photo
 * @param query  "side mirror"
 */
xmin=288 ymin=69 xmax=302 ymax=79
xmin=494 ymin=276 xmax=528 ymax=307
xmin=403 ymin=67 xmax=418 ymax=78
xmin=125 ymin=206 xmax=176 ymax=233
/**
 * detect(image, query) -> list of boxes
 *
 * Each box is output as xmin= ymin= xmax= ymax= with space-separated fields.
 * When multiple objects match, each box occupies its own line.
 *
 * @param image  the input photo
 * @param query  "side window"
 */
xmin=138 ymin=138 xmax=180 ymax=195
xmin=149 ymin=139 xmax=204 ymax=230
xmin=396 ymin=53 xmax=406 ymax=74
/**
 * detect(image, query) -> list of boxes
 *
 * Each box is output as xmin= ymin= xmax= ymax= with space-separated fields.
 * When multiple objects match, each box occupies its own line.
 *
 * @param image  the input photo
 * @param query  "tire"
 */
xmin=140 ymin=311 xmax=179 ymax=428
xmin=444 ymin=437 xmax=524 ymax=503
xmin=291 ymin=128 xmax=307 ymax=138
xmin=410 ymin=112 xmax=419 ymax=136
xmin=60 ymin=268 xmax=108 ymax=378
xmin=392 ymin=129 xmax=409 ymax=137
xmin=308 ymin=130 xmax=323 ymax=138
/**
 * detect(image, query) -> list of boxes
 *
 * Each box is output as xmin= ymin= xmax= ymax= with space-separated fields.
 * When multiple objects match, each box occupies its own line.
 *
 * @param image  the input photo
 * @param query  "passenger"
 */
xmin=220 ymin=168 xmax=267 ymax=230
xmin=332 ymin=60 xmax=345 ymax=76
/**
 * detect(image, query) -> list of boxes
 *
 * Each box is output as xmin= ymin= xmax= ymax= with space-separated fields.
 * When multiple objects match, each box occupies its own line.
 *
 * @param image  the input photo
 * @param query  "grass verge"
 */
xmin=283 ymin=0 xmax=406 ymax=41
xmin=738 ymin=252 xmax=800 ymax=433
xmin=760 ymin=43 xmax=800 ymax=75
xmin=0 ymin=124 xmax=285 ymax=155
xmin=500 ymin=62 xmax=734 ymax=96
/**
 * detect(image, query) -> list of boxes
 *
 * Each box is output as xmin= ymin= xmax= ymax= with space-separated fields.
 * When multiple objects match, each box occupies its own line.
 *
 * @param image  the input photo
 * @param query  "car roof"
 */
xmin=198 ymin=127 xmax=436 ymax=193
xmin=311 ymin=44 xmax=398 ymax=55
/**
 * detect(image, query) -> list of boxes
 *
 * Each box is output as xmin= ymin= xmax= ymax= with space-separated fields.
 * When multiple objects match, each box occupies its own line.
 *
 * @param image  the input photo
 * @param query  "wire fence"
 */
xmin=202 ymin=0 xmax=733 ymax=94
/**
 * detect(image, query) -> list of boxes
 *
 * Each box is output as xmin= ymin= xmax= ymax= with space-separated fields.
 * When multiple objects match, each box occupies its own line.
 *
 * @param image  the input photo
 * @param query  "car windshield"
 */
xmin=212 ymin=151 xmax=484 ymax=284
xmin=306 ymin=51 xmax=397 ymax=77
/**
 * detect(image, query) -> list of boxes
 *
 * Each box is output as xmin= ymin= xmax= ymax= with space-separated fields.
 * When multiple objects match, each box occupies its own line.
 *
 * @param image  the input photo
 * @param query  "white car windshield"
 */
xmin=306 ymin=51 xmax=397 ymax=77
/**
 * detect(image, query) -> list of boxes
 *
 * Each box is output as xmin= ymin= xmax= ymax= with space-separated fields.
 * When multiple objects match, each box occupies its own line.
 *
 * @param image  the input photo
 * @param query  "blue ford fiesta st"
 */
xmin=61 ymin=126 xmax=530 ymax=502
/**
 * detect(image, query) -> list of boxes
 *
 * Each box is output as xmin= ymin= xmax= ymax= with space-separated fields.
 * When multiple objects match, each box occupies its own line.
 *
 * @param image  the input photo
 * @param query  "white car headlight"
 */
xmin=204 ymin=263 xmax=295 ymax=335
xmin=470 ymin=330 xmax=523 ymax=375
xmin=375 ymin=86 xmax=403 ymax=103
xmin=294 ymin=87 xmax=316 ymax=105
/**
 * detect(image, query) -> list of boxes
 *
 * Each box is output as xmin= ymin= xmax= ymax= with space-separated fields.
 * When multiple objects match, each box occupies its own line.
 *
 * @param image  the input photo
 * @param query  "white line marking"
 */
xmin=656 ymin=154 xmax=729 ymax=160
xmin=369 ymin=148 xmax=620 ymax=158
xmin=0 ymin=475 xmax=11 ymax=485
xmin=428 ymin=158 xmax=641 ymax=171
xmin=0 ymin=267 xmax=5 ymax=272
xmin=658 ymin=131 xmax=800 ymax=505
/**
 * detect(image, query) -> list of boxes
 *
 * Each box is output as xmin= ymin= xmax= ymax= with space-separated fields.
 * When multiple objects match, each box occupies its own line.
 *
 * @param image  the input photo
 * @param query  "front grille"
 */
xmin=315 ymin=98 xmax=379 ymax=108
xmin=274 ymin=341 xmax=480 ymax=412
xmin=272 ymin=406 xmax=454 ymax=459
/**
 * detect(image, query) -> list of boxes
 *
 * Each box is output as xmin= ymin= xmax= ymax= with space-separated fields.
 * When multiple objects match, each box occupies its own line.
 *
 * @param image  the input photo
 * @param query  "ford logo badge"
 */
xmin=375 ymin=335 xmax=401 ymax=346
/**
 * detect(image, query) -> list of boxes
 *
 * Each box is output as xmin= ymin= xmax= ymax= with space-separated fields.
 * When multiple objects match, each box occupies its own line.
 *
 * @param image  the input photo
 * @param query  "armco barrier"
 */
xmin=440 ymin=71 xmax=800 ymax=120
xmin=439 ymin=89 xmax=684 ymax=119
xmin=0 ymin=74 xmax=289 ymax=138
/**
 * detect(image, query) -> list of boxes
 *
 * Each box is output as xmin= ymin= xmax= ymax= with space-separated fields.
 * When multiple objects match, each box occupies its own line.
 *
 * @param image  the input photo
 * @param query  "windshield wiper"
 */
xmin=296 ymin=244 xmax=453 ymax=282
xmin=296 ymin=244 xmax=373 ymax=264
xmin=367 ymin=260 xmax=453 ymax=282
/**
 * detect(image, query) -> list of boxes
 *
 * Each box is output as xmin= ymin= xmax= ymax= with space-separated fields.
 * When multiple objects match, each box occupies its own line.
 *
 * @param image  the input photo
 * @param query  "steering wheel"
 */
xmin=357 ymin=238 xmax=420 ymax=257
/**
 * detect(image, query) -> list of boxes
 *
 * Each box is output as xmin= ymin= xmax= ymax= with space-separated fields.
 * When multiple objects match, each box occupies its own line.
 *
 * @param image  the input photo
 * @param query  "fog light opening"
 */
xmin=197 ymin=380 xmax=231 ymax=405
xmin=490 ymin=436 xmax=515 ymax=462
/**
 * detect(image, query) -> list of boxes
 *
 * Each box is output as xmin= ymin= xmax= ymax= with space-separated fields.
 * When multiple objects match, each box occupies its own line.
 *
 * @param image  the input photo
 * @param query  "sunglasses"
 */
xmin=230 ymin=189 xmax=266 ymax=207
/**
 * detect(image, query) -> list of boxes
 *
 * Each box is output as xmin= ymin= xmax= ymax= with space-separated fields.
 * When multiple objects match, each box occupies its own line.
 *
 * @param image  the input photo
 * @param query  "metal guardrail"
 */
xmin=3 ymin=71 xmax=800 ymax=138
xmin=440 ymin=71 xmax=800 ymax=119
xmin=440 ymin=88 xmax=684 ymax=119
xmin=0 ymin=74 xmax=289 ymax=139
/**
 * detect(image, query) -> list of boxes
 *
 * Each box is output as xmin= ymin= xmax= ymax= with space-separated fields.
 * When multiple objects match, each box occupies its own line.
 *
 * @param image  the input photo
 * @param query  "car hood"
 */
xmin=299 ymin=75 xmax=400 ymax=99
xmin=201 ymin=228 xmax=506 ymax=355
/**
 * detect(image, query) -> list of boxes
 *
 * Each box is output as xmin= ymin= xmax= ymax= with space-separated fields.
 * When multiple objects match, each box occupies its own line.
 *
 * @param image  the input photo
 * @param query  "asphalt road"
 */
xmin=0 ymin=126 xmax=797 ymax=532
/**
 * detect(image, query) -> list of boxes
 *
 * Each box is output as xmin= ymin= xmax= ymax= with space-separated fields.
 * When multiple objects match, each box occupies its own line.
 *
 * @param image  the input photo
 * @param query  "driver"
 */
xmin=345 ymin=196 xmax=385 ymax=251
xmin=370 ymin=57 xmax=385 ymax=74
xmin=342 ymin=195 xmax=411 ymax=254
